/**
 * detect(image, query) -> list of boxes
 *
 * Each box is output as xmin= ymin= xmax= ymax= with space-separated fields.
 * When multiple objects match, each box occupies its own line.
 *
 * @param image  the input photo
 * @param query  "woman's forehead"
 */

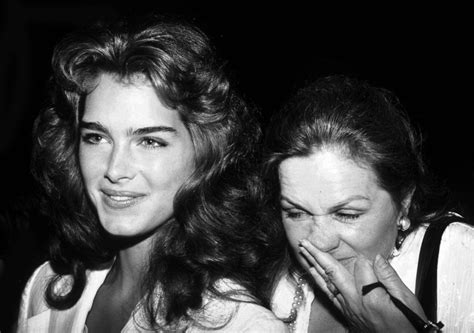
xmin=279 ymin=149 xmax=380 ymax=196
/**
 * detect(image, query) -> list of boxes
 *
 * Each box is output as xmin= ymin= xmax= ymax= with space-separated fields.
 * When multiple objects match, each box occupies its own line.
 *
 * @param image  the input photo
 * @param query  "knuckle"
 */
xmin=362 ymin=291 xmax=389 ymax=311
xmin=362 ymin=292 xmax=375 ymax=306
xmin=324 ymin=267 xmax=337 ymax=280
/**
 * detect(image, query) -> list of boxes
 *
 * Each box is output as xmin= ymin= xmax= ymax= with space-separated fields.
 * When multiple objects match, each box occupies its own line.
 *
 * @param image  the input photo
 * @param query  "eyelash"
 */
xmin=335 ymin=212 xmax=361 ymax=222
xmin=282 ymin=209 xmax=308 ymax=220
xmin=80 ymin=134 xmax=167 ymax=149
xmin=282 ymin=209 xmax=362 ymax=222
xmin=81 ymin=133 xmax=105 ymax=144
xmin=138 ymin=137 xmax=167 ymax=149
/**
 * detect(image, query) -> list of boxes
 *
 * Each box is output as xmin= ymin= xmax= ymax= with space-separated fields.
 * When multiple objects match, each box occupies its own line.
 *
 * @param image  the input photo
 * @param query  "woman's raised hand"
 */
xmin=298 ymin=239 xmax=427 ymax=332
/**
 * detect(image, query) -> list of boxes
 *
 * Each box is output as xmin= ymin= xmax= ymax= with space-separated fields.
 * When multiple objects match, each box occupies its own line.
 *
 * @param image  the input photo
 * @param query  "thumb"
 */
xmin=373 ymin=254 xmax=411 ymax=299
xmin=374 ymin=254 xmax=428 ymax=321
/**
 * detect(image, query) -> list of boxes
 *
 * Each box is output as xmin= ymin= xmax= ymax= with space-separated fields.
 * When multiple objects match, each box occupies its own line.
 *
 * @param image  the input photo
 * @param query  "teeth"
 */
xmin=109 ymin=195 xmax=133 ymax=201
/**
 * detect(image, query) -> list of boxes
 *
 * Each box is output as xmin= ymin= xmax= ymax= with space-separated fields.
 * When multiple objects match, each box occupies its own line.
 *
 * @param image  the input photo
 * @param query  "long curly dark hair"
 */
xmin=31 ymin=16 xmax=265 ymax=329
xmin=259 ymin=74 xmax=451 ymax=296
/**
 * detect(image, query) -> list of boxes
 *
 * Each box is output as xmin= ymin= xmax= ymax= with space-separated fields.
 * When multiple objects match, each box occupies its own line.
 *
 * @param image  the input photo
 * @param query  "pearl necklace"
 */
xmin=287 ymin=276 xmax=305 ymax=332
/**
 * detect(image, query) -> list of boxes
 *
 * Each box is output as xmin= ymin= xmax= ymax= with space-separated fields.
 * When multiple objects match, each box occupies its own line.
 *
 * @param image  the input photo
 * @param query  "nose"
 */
xmin=307 ymin=216 xmax=340 ymax=253
xmin=105 ymin=144 xmax=135 ymax=183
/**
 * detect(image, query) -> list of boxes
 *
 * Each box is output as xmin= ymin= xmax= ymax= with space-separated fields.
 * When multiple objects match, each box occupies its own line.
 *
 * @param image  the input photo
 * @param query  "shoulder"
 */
xmin=405 ymin=215 xmax=474 ymax=250
xmin=271 ymin=273 xmax=297 ymax=318
xmin=438 ymin=220 xmax=474 ymax=265
xmin=412 ymin=218 xmax=474 ymax=264
xmin=189 ymin=279 xmax=287 ymax=332
xmin=193 ymin=300 xmax=287 ymax=332
xmin=442 ymin=220 xmax=474 ymax=244
xmin=436 ymin=220 xmax=474 ymax=329
xmin=19 ymin=261 xmax=79 ymax=317
xmin=17 ymin=261 xmax=54 ymax=331
xmin=224 ymin=302 xmax=288 ymax=332
xmin=20 ymin=261 xmax=55 ymax=317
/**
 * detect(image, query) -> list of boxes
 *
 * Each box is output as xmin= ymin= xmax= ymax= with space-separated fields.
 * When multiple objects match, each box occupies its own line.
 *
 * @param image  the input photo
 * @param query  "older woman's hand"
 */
xmin=299 ymin=239 xmax=427 ymax=333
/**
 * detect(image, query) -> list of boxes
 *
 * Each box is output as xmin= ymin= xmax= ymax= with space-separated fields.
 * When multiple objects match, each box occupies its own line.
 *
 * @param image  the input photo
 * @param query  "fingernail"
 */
xmin=301 ymin=239 xmax=309 ymax=246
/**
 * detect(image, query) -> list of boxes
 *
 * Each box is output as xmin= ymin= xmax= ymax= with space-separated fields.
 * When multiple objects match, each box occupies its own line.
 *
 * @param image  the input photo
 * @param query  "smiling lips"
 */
xmin=101 ymin=189 xmax=146 ymax=209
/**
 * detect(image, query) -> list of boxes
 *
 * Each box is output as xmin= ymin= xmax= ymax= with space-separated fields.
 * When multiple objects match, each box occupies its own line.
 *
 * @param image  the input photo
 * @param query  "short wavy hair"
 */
xmin=31 ymin=17 xmax=264 ymax=329
xmin=260 ymin=75 xmax=450 ymax=288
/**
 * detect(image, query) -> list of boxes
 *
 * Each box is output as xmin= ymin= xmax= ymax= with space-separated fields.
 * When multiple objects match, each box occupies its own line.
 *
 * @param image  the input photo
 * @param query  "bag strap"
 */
xmin=414 ymin=214 xmax=461 ymax=322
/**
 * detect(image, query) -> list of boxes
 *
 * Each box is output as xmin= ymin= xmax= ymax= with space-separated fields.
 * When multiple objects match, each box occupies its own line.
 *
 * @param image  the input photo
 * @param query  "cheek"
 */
xmin=351 ymin=218 xmax=398 ymax=259
xmin=374 ymin=221 xmax=398 ymax=255
xmin=146 ymin=155 xmax=194 ymax=189
xmin=78 ymin=149 xmax=95 ymax=183
xmin=78 ymin=147 xmax=112 ymax=204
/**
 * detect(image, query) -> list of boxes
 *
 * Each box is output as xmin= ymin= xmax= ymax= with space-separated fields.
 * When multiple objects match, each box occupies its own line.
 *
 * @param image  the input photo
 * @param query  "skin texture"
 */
xmin=299 ymin=241 xmax=425 ymax=332
xmin=279 ymin=147 xmax=424 ymax=332
xmin=279 ymin=147 xmax=422 ymax=331
xmin=279 ymin=147 xmax=402 ymax=276
xmin=79 ymin=73 xmax=195 ymax=242
xmin=79 ymin=73 xmax=196 ymax=331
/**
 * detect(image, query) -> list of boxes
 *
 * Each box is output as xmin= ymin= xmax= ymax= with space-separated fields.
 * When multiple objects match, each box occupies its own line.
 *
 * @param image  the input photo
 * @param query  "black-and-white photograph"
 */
xmin=1 ymin=2 xmax=472 ymax=332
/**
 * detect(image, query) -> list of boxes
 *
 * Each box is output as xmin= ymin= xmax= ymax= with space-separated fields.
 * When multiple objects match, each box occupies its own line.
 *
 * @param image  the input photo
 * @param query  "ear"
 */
xmin=400 ymin=186 xmax=415 ymax=217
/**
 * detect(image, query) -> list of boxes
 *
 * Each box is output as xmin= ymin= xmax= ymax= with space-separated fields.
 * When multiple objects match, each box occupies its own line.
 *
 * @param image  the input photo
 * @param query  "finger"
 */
xmin=300 ymin=240 xmax=356 ymax=298
xmin=298 ymin=245 xmax=325 ymax=276
xmin=298 ymin=243 xmax=327 ymax=277
xmin=374 ymin=254 xmax=427 ymax=320
xmin=299 ymin=246 xmax=335 ymax=292
xmin=298 ymin=243 xmax=318 ymax=269
xmin=299 ymin=247 xmax=344 ymax=305
xmin=354 ymin=256 xmax=386 ymax=298
xmin=354 ymin=255 xmax=378 ymax=295
xmin=297 ymin=245 xmax=313 ymax=272
xmin=306 ymin=264 xmax=344 ymax=312
xmin=373 ymin=254 xmax=412 ymax=299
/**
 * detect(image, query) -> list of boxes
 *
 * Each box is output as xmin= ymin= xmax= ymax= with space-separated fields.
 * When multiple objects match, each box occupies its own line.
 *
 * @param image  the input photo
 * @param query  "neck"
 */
xmin=106 ymin=234 xmax=154 ymax=296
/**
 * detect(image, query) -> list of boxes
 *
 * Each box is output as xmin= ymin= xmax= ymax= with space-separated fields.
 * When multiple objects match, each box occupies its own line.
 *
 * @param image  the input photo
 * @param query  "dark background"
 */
xmin=0 ymin=1 xmax=472 ymax=331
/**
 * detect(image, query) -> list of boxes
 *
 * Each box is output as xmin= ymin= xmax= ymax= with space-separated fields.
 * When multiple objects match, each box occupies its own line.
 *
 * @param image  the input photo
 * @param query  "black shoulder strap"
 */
xmin=414 ymin=215 xmax=460 ymax=322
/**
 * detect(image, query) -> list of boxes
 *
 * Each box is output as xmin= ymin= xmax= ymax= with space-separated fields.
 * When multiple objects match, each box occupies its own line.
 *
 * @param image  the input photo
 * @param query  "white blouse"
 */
xmin=17 ymin=261 xmax=287 ymax=333
xmin=272 ymin=221 xmax=474 ymax=333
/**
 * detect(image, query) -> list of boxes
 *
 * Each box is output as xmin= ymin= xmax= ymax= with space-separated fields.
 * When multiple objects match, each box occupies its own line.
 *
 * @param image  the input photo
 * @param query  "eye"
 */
xmin=138 ymin=137 xmax=167 ymax=149
xmin=282 ymin=208 xmax=309 ymax=221
xmin=334 ymin=211 xmax=362 ymax=222
xmin=81 ymin=133 xmax=106 ymax=144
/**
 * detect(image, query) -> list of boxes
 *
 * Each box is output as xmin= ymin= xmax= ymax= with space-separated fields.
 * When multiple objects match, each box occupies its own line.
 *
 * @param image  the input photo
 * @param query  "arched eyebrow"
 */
xmin=280 ymin=194 xmax=370 ymax=215
xmin=79 ymin=121 xmax=109 ymax=135
xmin=79 ymin=121 xmax=177 ymax=136
xmin=130 ymin=126 xmax=177 ymax=136
xmin=280 ymin=196 xmax=313 ymax=214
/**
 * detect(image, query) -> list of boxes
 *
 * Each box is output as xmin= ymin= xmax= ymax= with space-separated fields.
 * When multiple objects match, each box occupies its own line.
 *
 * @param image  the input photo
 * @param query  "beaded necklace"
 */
xmin=286 ymin=276 xmax=305 ymax=332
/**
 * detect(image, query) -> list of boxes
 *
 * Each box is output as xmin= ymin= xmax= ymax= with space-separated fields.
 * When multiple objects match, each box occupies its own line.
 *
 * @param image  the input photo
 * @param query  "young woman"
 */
xmin=262 ymin=75 xmax=474 ymax=332
xmin=17 ymin=18 xmax=286 ymax=332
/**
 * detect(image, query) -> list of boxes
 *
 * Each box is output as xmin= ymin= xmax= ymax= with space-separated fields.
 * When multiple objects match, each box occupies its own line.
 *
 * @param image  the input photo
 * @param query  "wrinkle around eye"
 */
xmin=282 ymin=208 xmax=312 ymax=221
xmin=333 ymin=212 xmax=362 ymax=223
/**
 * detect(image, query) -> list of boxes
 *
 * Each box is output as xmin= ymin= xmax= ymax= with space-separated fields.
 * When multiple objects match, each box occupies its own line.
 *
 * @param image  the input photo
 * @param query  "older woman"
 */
xmin=16 ymin=18 xmax=286 ymax=332
xmin=261 ymin=75 xmax=474 ymax=332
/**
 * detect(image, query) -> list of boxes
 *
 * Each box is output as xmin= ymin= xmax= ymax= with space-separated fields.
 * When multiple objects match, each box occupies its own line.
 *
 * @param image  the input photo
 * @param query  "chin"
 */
xmin=99 ymin=215 xmax=143 ymax=236
xmin=102 ymin=224 xmax=141 ymax=238
xmin=100 ymin=213 xmax=172 ymax=240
